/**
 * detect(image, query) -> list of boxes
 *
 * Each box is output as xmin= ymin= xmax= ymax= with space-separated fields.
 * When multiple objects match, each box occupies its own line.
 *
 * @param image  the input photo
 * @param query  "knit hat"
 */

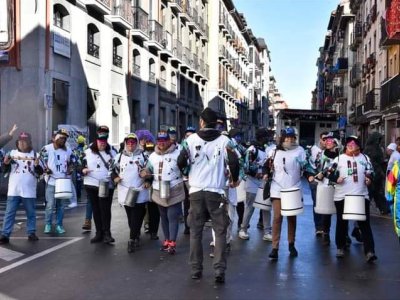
xmin=18 ymin=132 xmax=32 ymax=142
xmin=76 ymin=135 xmax=86 ymax=144
xmin=200 ymin=107 xmax=218 ymax=125
xmin=387 ymin=143 xmax=397 ymax=151
xmin=345 ymin=135 xmax=361 ymax=148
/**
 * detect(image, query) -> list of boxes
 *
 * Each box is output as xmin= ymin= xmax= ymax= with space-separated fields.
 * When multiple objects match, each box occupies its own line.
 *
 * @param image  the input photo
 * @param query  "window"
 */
xmin=149 ymin=59 xmax=156 ymax=83
xmin=160 ymin=66 xmax=166 ymax=87
xmin=133 ymin=49 xmax=141 ymax=76
xmin=112 ymin=38 xmax=123 ymax=68
xmin=53 ymin=4 xmax=70 ymax=31
xmin=87 ymin=24 xmax=100 ymax=58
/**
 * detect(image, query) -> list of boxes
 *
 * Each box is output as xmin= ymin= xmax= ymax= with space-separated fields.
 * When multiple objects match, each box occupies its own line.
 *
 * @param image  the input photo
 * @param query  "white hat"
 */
xmin=387 ymin=143 xmax=397 ymax=151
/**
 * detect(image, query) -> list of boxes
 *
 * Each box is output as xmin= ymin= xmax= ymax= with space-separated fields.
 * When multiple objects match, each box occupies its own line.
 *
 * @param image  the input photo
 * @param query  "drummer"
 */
xmin=266 ymin=127 xmax=306 ymax=261
xmin=312 ymin=132 xmax=340 ymax=246
xmin=40 ymin=129 xmax=75 ymax=234
xmin=141 ymin=131 xmax=185 ymax=254
xmin=111 ymin=133 xmax=149 ymax=253
xmin=81 ymin=126 xmax=117 ymax=244
xmin=332 ymin=136 xmax=377 ymax=262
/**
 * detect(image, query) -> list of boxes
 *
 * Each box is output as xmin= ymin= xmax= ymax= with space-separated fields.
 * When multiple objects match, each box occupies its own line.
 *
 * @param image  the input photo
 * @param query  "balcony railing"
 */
xmin=365 ymin=89 xmax=377 ymax=111
xmin=381 ymin=74 xmax=400 ymax=110
xmin=333 ymin=85 xmax=347 ymax=100
xmin=112 ymin=0 xmax=133 ymax=25
xmin=112 ymin=54 xmax=122 ymax=68
xmin=133 ymin=7 xmax=149 ymax=35
xmin=192 ymin=53 xmax=199 ymax=70
xmin=88 ymin=43 xmax=100 ymax=58
xmin=148 ymin=20 xmax=163 ymax=44
xmin=183 ymin=47 xmax=191 ymax=65
xmin=133 ymin=63 xmax=140 ymax=76
xmin=350 ymin=63 xmax=361 ymax=88
xmin=149 ymin=71 xmax=156 ymax=83
xmin=356 ymin=103 xmax=364 ymax=117
xmin=172 ymin=39 xmax=182 ymax=60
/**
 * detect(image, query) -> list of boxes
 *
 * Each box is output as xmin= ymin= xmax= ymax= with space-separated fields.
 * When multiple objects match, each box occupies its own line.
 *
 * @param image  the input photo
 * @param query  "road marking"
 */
xmin=0 ymin=247 xmax=24 ymax=261
xmin=0 ymin=237 xmax=84 ymax=274
xmin=0 ymin=292 xmax=18 ymax=300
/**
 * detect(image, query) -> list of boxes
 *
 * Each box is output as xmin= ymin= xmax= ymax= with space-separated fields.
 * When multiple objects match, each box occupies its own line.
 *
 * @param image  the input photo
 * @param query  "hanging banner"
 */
xmin=386 ymin=0 xmax=400 ymax=39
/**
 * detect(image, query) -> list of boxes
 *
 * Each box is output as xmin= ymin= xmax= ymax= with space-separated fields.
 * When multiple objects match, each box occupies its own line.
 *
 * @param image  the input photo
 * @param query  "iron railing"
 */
xmin=132 ymin=7 xmax=149 ymax=35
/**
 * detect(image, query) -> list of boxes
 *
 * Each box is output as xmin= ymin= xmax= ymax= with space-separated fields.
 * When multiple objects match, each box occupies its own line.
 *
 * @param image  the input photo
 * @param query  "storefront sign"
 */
xmin=53 ymin=26 xmax=71 ymax=58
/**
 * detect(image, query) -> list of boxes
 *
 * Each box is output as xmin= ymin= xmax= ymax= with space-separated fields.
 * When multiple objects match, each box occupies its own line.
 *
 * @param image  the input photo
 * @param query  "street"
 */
xmin=0 ymin=182 xmax=399 ymax=300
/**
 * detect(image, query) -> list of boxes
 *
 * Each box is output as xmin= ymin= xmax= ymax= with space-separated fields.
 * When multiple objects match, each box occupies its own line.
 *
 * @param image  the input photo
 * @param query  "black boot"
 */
xmin=127 ymin=239 xmax=135 ymax=253
xmin=289 ymin=243 xmax=298 ymax=257
xmin=133 ymin=238 xmax=140 ymax=249
xmin=90 ymin=232 xmax=103 ymax=243
xmin=351 ymin=226 xmax=363 ymax=243
xmin=103 ymin=231 xmax=115 ymax=244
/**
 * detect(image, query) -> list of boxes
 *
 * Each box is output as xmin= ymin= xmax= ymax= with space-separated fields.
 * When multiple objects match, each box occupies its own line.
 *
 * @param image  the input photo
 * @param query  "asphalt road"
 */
xmin=0 ymin=182 xmax=399 ymax=300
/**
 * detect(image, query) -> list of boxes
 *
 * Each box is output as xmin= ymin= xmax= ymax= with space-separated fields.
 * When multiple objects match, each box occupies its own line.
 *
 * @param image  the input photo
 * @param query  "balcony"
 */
xmin=181 ymin=47 xmax=191 ymax=70
xmin=366 ymin=52 xmax=376 ymax=72
xmin=83 ymin=0 xmax=111 ymax=15
xmin=88 ymin=43 xmax=100 ymax=58
xmin=149 ymin=71 xmax=156 ymax=84
xmin=188 ymin=8 xmax=199 ymax=30
xmin=350 ymin=63 xmax=361 ymax=88
xmin=112 ymin=54 xmax=122 ymax=68
xmin=333 ymin=85 xmax=347 ymax=103
xmin=356 ymin=103 xmax=364 ymax=117
xmin=171 ymin=39 xmax=182 ymax=63
xmin=160 ymin=31 xmax=173 ymax=58
xmin=336 ymin=57 xmax=348 ymax=74
xmin=132 ymin=7 xmax=149 ymax=40
xmin=147 ymin=20 xmax=164 ymax=51
xmin=169 ymin=0 xmax=184 ymax=14
xmin=132 ymin=63 xmax=140 ymax=77
xmin=109 ymin=0 xmax=132 ymax=29
xmin=381 ymin=74 xmax=400 ymax=110
xmin=219 ymin=13 xmax=228 ymax=32
xmin=179 ymin=0 xmax=191 ymax=22
xmin=365 ymin=89 xmax=378 ymax=112
xmin=350 ymin=21 xmax=363 ymax=51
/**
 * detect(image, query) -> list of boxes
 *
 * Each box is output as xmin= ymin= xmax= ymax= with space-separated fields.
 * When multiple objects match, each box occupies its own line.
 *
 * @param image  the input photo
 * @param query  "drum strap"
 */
xmin=98 ymin=152 xmax=110 ymax=170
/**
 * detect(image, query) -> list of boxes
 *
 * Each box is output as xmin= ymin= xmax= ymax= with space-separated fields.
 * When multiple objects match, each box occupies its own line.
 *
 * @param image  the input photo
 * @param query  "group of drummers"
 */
xmin=0 ymin=107 xmax=389 ymax=283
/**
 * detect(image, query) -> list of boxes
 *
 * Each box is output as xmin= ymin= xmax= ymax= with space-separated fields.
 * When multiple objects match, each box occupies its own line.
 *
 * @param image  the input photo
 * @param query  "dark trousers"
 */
xmin=368 ymin=181 xmax=389 ymax=213
xmin=147 ymin=201 xmax=160 ymax=234
xmin=183 ymin=183 xmax=190 ymax=230
xmin=321 ymin=214 xmax=332 ymax=234
xmin=86 ymin=185 xmax=113 ymax=235
xmin=236 ymin=202 xmax=244 ymax=228
xmin=124 ymin=203 xmax=147 ymax=240
xmin=335 ymin=199 xmax=375 ymax=254
xmin=188 ymin=191 xmax=229 ymax=275
xmin=309 ymin=182 xmax=323 ymax=231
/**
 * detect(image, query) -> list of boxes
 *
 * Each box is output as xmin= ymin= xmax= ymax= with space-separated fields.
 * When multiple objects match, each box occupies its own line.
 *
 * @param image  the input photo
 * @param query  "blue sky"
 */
xmin=233 ymin=0 xmax=338 ymax=109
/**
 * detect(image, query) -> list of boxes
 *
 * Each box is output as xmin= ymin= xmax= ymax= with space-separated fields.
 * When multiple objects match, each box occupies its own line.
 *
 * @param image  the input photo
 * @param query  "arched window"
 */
xmin=133 ymin=49 xmax=141 ymax=76
xmin=160 ymin=66 xmax=166 ymax=87
xmin=112 ymin=38 xmax=123 ymax=68
xmin=171 ymin=72 xmax=177 ymax=92
xmin=149 ymin=59 xmax=156 ymax=83
xmin=53 ymin=4 xmax=70 ymax=31
xmin=87 ymin=24 xmax=100 ymax=58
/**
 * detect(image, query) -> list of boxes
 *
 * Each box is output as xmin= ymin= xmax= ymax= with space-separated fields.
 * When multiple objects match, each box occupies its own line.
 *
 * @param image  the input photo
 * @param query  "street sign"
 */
xmin=44 ymin=94 xmax=53 ymax=109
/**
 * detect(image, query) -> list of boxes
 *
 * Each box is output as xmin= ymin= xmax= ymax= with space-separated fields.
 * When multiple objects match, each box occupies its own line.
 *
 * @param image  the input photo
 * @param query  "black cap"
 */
xmin=200 ymin=107 xmax=218 ymax=125
xmin=255 ymin=128 xmax=268 ymax=140
xmin=345 ymin=135 xmax=361 ymax=148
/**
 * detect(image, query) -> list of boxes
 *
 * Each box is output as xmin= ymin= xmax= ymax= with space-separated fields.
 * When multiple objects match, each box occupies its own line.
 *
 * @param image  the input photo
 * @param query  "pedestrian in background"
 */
xmin=178 ymin=107 xmax=240 ymax=283
xmin=364 ymin=132 xmax=390 ymax=215
xmin=0 ymin=132 xmax=43 ymax=244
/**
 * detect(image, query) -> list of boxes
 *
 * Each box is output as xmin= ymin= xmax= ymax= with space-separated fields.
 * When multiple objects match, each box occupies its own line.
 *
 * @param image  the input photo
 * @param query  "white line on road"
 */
xmin=0 ymin=247 xmax=24 ymax=261
xmin=0 ymin=292 xmax=18 ymax=300
xmin=0 ymin=237 xmax=84 ymax=275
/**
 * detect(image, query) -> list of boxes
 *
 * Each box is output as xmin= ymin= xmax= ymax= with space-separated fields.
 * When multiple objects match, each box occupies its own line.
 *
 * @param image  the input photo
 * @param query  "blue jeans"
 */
xmin=158 ymin=202 xmax=182 ymax=241
xmin=45 ymin=185 xmax=65 ymax=226
xmin=85 ymin=199 xmax=93 ymax=220
xmin=1 ymin=196 xmax=36 ymax=237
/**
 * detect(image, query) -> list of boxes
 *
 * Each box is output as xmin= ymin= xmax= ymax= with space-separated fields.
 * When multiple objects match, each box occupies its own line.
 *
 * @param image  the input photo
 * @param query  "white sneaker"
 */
xmin=238 ymin=229 xmax=249 ymax=240
xmin=263 ymin=233 xmax=272 ymax=241
xmin=68 ymin=202 xmax=77 ymax=208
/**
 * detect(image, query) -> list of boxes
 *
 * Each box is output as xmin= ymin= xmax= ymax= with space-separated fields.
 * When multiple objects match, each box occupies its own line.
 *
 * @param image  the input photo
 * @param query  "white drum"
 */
xmin=55 ymin=178 xmax=73 ymax=199
xmin=343 ymin=195 xmax=366 ymax=221
xmin=236 ymin=180 xmax=247 ymax=203
xmin=280 ymin=188 xmax=303 ymax=216
xmin=253 ymin=186 xmax=271 ymax=211
xmin=315 ymin=184 xmax=336 ymax=215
